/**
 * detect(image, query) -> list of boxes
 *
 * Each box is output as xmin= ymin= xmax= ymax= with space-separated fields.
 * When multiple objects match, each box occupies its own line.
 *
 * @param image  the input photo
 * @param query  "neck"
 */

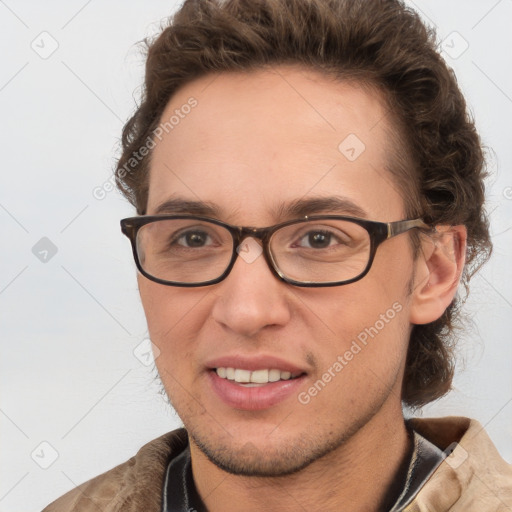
xmin=190 ymin=405 xmax=412 ymax=512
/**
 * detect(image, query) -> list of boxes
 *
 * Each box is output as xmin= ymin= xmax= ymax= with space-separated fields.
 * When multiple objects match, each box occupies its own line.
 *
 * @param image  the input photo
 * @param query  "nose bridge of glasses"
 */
xmin=231 ymin=226 xmax=273 ymax=270
xmin=235 ymin=226 xmax=269 ymax=245
xmin=229 ymin=226 xmax=281 ymax=283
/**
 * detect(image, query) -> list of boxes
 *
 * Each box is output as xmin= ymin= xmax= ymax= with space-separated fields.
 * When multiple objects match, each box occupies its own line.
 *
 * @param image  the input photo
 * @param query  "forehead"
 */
xmin=147 ymin=65 xmax=406 ymax=222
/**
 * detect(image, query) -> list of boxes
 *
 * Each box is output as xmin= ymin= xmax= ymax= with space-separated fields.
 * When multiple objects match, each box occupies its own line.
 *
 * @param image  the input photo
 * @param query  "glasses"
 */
xmin=120 ymin=215 xmax=430 ymax=287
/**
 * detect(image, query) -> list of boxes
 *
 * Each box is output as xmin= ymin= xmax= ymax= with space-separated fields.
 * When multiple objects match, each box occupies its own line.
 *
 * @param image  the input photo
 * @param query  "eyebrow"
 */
xmin=272 ymin=196 xmax=368 ymax=219
xmin=153 ymin=198 xmax=222 ymax=217
xmin=151 ymin=196 xmax=368 ymax=221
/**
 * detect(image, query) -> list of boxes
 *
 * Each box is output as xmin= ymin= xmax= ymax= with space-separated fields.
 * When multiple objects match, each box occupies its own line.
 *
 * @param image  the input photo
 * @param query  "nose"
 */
xmin=211 ymin=238 xmax=292 ymax=337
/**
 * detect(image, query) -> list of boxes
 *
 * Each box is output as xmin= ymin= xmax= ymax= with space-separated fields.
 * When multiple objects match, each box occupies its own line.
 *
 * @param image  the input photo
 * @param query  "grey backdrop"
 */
xmin=1 ymin=1 xmax=511 ymax=510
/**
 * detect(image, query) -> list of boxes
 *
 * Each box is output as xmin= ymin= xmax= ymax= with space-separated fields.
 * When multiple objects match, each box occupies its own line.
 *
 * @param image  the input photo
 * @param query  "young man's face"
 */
xmin=138 ymin=65 xmax=421 ymax=476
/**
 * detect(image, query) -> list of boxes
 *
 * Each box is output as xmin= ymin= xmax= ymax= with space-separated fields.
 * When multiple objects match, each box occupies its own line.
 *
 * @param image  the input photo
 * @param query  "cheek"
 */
xmin=293 ymin=264 xmax=412 ymax=393
xmin=295 ymin=294 xmax=409 ymax=425
xmin=318 ymin=294 xmax=408 ymax=373
xmin=137 ymin=277 xmax=209 ymax=363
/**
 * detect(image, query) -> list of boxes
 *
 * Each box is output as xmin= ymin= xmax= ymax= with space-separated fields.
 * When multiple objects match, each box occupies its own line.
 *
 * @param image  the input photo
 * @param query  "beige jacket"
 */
xmin=43 ymin=417 xmax=512 ymax=511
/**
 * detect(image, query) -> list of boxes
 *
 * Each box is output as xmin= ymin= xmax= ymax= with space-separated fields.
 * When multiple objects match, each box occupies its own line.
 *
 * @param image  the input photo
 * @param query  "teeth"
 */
xmin=251 ymin=369 xmax=269 ymax=383
xmin=268 ymin=369 xmax=281 ymax=382
xmin=215 ymin=367 xmax=300 ymax=384
xmin=234 ymin=369 xmax=251 ymax=383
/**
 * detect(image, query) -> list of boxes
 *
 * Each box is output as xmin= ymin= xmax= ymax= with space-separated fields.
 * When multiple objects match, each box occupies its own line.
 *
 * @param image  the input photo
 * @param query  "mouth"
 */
xmin=205 ymin=357 xmax=308 ymax=410
xmin=213 ymin=367 xmax=304 ymax=387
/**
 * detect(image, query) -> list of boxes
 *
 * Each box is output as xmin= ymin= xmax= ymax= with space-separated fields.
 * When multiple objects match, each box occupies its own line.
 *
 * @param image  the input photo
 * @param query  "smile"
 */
xmin=215 ymin=367 xmax=302 ymax=385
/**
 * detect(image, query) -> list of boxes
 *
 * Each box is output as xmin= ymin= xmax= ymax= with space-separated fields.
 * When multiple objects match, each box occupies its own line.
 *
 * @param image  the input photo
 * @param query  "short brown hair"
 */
xmin=115 ymin=0 xmax=492 ymax=407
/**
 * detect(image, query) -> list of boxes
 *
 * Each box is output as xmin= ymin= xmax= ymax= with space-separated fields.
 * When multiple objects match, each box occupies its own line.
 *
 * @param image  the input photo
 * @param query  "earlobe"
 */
xmin=409 ymin=225 xmax=467 ymax=325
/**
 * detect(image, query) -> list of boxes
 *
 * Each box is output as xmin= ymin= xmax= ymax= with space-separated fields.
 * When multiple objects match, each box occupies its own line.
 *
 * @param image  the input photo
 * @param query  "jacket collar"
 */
xmin=404 ymin=416 xmax=512 ymax=510
xmin=44 ymin=416 xmax=512 ymax=511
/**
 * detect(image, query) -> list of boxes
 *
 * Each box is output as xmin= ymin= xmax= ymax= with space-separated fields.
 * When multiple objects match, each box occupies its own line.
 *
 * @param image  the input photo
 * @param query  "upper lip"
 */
xmin=205 ymin=354 xmax=308 ymax=374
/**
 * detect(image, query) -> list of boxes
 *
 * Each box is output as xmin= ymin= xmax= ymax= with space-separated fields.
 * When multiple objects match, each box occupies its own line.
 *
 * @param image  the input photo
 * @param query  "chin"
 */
xmin=185 ymin=411 xmax=369 ymax=478
xmin=189 ymin=428 xmax=331 ymax=477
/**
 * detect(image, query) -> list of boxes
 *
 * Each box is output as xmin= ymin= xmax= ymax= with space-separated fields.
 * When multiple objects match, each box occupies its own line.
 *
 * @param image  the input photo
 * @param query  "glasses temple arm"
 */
xmin=387 ymin=219 xmax=433 ymax=238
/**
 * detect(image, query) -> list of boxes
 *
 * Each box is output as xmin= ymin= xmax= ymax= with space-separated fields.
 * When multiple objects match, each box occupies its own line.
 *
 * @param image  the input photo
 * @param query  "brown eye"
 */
xmin=176 ymin=230 xmax=211 ymax=247
xmin=304 ymin=231 xmax=332 ymax=249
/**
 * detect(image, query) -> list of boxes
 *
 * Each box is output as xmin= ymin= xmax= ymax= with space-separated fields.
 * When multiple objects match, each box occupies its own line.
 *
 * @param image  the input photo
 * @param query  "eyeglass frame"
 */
xmin=120 ymin=214 xmax=432 ymax=288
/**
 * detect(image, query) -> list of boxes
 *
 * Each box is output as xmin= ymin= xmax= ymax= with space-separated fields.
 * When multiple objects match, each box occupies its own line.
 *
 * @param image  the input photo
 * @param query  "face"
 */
xmin=138 ymin=65 xmax=418 ymax=476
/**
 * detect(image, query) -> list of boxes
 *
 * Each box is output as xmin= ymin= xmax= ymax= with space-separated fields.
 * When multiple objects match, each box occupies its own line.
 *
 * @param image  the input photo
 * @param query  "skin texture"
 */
xmin=137 ymin=65 xmax=466 ymax=511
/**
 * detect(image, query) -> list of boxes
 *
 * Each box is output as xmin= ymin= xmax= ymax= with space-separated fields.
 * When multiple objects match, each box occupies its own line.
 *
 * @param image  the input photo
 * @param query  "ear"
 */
xmin=409 ymin=225 xmax=467 ymax=325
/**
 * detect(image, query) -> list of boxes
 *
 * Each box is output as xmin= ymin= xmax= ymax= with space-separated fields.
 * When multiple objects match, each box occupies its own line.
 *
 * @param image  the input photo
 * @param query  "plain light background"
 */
xmin=1 ymin=1 xmax=511 ymax=510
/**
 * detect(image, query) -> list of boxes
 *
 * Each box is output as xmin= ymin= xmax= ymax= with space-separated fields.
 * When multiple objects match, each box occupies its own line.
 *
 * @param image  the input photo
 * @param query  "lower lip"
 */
xmin=208 ymin=371 xmax=306 ymax=411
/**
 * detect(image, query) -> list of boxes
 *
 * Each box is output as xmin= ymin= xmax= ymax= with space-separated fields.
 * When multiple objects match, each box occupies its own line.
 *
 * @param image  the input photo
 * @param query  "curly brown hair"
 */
xmin=115 ymin=0 xmax=492 ymax=407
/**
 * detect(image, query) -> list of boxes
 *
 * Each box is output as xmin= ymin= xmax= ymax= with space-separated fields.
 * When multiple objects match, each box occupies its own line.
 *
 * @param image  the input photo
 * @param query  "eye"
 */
xmin=299 ymin=230 xmax=334 ymax=249
xmin=295 ymin=229 xmax=348 ymax=249
xmin=174 ymin=229 xmax=214 ymax=248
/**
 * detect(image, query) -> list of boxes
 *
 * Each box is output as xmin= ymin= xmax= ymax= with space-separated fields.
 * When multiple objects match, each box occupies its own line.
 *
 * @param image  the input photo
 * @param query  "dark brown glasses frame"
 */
xmin=120 ymin=215 xmax=431 ymax=288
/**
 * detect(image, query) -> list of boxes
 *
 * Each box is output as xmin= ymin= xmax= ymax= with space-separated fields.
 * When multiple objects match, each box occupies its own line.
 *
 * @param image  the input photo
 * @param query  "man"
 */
xmin=44 ymin=0 xmax=512 ymax=510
